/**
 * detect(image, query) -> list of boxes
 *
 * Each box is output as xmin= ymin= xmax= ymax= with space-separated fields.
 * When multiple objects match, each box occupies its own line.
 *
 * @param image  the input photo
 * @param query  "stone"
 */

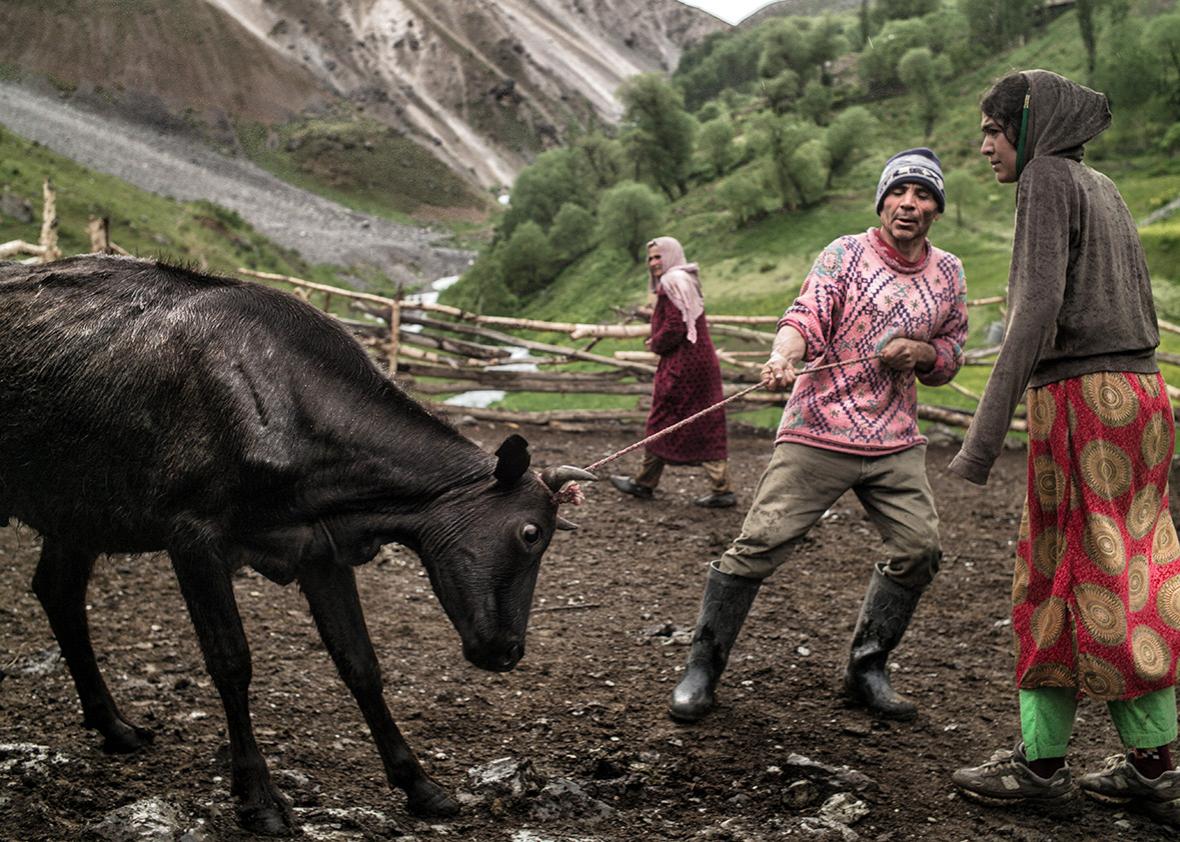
xmin=818 ymin=792 xmax=870 ymax=827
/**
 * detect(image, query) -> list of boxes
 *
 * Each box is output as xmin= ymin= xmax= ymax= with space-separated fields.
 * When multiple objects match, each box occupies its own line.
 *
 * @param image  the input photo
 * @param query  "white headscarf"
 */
xmin=647 ymin=236 xmax=705 ymax=344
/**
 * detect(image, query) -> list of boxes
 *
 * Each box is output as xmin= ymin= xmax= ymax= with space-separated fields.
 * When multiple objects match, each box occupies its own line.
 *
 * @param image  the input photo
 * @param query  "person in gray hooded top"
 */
xmin=949 ymin=70 xmax=1180 ymax=831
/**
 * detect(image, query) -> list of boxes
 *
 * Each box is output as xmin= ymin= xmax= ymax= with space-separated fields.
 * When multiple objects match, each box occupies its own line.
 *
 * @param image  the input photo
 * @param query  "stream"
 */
xmin=403 ymin=276 xmax=536 ymax=409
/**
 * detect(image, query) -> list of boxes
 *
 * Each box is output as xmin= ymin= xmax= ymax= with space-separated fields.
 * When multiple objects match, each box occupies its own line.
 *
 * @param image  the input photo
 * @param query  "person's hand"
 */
xmin=880 ymin=337 xmax=933 ymax=372
xmin=643 ymin=336 xmax=652 ymax=350
xmin=761 ymin=351 xmax=799 ymax=391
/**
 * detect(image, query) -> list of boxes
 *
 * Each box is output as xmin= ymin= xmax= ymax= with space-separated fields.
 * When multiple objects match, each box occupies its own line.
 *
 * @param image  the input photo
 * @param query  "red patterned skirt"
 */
xmin=1014 ymin=371 xmax=1180 ymax=700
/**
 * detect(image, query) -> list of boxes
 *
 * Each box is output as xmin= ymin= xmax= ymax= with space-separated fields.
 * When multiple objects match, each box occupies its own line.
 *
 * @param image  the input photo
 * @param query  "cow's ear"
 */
xmin=493 ymin=434 xmax=531 ymax=484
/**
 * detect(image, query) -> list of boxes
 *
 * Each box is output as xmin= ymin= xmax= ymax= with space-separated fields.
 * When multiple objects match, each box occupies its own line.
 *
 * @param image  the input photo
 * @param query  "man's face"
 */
xmin=647 ymin=246 xmax=664 ymax=279
xmin=878 ymin=182 xmax=940 ymax=246
xmin=980 ymin=113 xmax=1018 ymax=183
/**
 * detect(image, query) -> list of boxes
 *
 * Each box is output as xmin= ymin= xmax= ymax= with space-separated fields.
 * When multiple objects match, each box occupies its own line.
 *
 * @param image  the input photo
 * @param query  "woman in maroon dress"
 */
xmin=610 ymin=236 xmax=734 ymax=508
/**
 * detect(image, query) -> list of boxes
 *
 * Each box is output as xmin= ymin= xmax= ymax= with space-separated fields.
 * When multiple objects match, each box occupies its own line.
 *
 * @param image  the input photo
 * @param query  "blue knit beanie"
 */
xmin=874 ymin=147 xmax=946 ymax=213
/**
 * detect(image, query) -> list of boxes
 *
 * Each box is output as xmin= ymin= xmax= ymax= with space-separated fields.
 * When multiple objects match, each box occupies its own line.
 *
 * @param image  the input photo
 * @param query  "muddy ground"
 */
xmin=1 ymin=421 xmax=1176 ymax=841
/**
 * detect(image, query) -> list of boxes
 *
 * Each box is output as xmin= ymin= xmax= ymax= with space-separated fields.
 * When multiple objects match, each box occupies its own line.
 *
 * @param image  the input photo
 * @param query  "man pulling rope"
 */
xmin=666 ymin=147 xmax=969 ymax=726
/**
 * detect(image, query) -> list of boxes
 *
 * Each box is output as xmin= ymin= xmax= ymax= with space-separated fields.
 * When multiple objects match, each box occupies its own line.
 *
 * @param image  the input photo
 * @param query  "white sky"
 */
xmin=680 ymin=0 xmax=777 ymax=25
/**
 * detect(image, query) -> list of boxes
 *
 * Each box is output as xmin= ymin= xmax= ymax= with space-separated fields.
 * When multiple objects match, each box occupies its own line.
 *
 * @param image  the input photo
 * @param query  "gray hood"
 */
xmin=1022 ymin=69 xmax=1111 ymax=166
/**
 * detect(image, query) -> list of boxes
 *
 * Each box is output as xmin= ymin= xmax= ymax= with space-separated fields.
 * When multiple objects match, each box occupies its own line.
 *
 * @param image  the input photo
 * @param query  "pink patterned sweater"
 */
xmin=776 ymin=229 xmax=968 ymax=455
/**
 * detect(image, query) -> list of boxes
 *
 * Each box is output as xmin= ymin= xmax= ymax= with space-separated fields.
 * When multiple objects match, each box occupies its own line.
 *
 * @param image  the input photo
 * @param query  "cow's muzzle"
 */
xmin=464 ymin=639 xmax=525 ymax=672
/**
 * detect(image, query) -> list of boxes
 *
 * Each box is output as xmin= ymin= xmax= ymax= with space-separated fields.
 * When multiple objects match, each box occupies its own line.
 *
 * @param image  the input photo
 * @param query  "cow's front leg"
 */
xmin=32 ymin=540 xmax=153 ymax=753
xmin=169 ymin=549 xmax=293 ymax=836
xmin=299 ymin=560 xmax=459 ymax=818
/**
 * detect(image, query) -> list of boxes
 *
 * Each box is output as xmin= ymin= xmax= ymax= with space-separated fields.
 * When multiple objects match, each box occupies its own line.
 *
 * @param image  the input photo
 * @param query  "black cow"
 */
xmin=0 ymin=255 xmax=593 ymax=835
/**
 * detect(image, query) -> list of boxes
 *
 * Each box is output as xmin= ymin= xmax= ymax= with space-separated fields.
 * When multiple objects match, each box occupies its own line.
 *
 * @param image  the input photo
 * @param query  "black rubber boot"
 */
xmin=843 ymin=571 xmax=923 ymax=721
xmin=668 ymin=563 xmax=761 ymax=722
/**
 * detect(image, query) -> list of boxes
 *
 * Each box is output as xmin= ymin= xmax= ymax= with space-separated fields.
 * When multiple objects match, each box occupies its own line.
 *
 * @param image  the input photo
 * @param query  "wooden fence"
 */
xmin=7 ymin=182 xmax=1178 ymax=432
xmin=233 ymin=269 xmax=1180 ymax=431
xmin=0 ymin=179 xmax=129 ymax=262
xmin=234 ymin=268 xmax=1042 ymax=432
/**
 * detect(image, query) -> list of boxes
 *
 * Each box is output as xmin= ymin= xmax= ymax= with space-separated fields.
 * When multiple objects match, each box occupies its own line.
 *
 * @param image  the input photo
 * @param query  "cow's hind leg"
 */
xmin=32 ymin=539 xmax=153 ymax=753
xmin=169 ymin=549 xmax=293 ymax=837
xmin=299 ymin=561 xmax=459 ymax=818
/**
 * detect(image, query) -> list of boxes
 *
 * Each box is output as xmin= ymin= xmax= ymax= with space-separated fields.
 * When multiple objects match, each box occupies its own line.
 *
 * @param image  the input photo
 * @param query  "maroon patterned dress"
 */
xmin=645 ymin=291 xmax=727 ymax=464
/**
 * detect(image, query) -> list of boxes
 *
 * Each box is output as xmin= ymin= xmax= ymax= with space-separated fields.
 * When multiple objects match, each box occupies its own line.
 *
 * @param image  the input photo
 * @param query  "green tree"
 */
xmin=699 ymin=116 xmax=737 ymax=178
xmin=943 ymin=169 xmax=980 ymax=228
xmin=761 ymin=68 xmax=801 ymax=114
xmin=717 ymin=168 xmax=769 ymax=228
xmin=922 ymin=4 xmax=973 ymax=74
xmin=1095 ymin=18 xmax=1160 ymax=110
xmin=758 ymin=18 xmax=809 ymax=79
xmin=1076 ymin=0 xmax=1099 ymax=77
xmin=674 ymin=28 xmax=764 ymax=111
xmin=618 ymin=74 xmax=697 ymax=199
xmin=500 ymin=148 xmax=588 ymax=239
xmin=858 ymin=16 xmax=934 ymax=94
xmin=572 ymin=132 xmax=625 ymax=191
xmin=799 ymin=79 xmax=834 ymax=125
xmin=809 ymin=17 xmax=851 ymax=77
xmin=790 ymin=139 xmax=830 ymax=208
xmin=754 ymin=113 xmax=820 ymax=210
xmin=1146 ymin=13 xmax=1180 ymax=116
xmin=874 ymin=0 xmax=939 ymax=23
xmin=958 ymin=0 xmax=1039 ymax=53
xmin=500 ymin=220 xmax=556 ymax=297
xmin=595 ymin=181 xmax=667 ymax=261
xmin=759 ymin=17 xmax=847 ymax=85
xmin=446 ymin=248 xmax=516 ymax=315
xmin=897 ymin=46 xmax=951 ymax=138
xmin=548 ymin=203 xmax=596 ymax=263
xmin=1162 ymin=123 xmax=1180 ymax=157
xmin=825 ymin=106 xmax=877 ymax=185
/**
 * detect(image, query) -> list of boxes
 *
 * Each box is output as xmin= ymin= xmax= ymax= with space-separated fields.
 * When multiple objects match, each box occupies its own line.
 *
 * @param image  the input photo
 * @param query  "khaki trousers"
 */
xmin=634 ymin=452 xmax=732 ymax=494
xmin=716 ymin=442 xmax=942 ymax=590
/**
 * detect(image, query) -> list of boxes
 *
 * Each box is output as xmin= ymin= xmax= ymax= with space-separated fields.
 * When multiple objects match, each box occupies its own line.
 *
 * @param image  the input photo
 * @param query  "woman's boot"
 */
xmin=668 ymin=563 xmax=761 ymax=722
xmin=843 ymin=570 xmax=923 ymax=720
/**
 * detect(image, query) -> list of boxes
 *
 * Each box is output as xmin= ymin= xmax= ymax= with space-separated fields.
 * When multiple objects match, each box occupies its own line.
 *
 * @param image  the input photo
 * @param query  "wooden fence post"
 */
xmin=39 ymin=179 xmax=61 ymax=263
xmin=388 ymin=299 xmax=401 ymax=375
xmin=87 ymin=216 xmax=111 ymax=253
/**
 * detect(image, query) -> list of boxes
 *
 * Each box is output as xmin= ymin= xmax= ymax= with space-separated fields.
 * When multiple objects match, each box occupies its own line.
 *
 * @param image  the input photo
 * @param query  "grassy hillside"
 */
xmin=448 ymin=6 xmax=1180 ymax=423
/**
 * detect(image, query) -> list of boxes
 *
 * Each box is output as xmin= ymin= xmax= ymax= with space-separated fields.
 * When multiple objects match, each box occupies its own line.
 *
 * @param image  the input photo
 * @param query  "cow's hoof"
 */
xmin=237 ymin=799 xmax=294 ymax=837
xmin=407 ymin=780 xmax=460 ymax=818
xmin=98 ymin=721 xmax=155 ymax=754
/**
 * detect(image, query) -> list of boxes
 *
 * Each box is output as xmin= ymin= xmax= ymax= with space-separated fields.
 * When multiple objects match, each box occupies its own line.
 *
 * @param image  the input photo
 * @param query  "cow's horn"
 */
xmin=541 ymin=465 xmax=598 ymax=492
xmin=555 ymin=516 xmax=579 ymax=531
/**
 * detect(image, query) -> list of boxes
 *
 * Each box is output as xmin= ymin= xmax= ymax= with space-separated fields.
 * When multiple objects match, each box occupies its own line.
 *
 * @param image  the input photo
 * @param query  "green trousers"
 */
xmin=1021 ymin=686 xmax=1179 ymax=761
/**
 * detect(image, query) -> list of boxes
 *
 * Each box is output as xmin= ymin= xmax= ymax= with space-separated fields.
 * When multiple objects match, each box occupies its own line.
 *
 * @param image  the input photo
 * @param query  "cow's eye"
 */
xmin=522 ymin=523 xmax=541 ymax=544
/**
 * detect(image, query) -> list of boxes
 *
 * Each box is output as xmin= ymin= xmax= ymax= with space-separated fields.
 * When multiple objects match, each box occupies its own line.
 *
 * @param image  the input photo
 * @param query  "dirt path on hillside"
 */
xmin=0 ymin=82 xmax=472 ymax=286
xmin=1 ymin=421 xmax=1176 ymax=841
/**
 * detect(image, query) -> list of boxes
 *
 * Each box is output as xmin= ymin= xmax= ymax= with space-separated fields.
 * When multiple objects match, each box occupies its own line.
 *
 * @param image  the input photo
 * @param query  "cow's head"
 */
xmin=416 ymin=434 xmax=594 ymax=672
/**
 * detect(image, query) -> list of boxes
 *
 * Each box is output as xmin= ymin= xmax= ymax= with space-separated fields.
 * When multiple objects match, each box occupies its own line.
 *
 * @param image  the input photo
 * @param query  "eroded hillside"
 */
xmin=0 ymin=0 xmax=727 ymax=190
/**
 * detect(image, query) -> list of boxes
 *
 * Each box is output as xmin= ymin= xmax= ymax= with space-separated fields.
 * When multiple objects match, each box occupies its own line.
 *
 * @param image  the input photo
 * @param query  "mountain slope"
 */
xmin=208 ymin=0 xmax=728 ymax=187
xmin=0 ymin=0 xmax=727 ymax=192
xmin=0 ymin=0 xmax=326 ymax=122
